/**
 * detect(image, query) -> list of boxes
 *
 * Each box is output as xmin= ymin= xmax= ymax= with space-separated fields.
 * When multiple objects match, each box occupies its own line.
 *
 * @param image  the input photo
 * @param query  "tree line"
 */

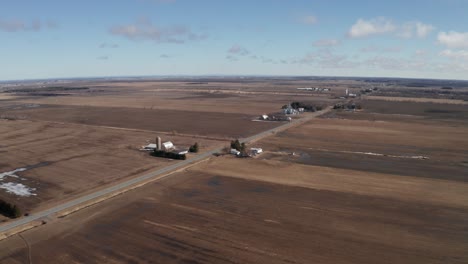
xmin=151 ymin=150 xmax=187 ymax=160
xmin=282 ymin=102 xmax=323 ymax=112
xmin=0 ymin=200 xmax=21 ymax=219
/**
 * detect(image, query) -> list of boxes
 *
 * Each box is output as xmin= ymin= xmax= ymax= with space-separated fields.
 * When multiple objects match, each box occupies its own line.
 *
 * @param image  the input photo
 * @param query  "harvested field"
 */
xmin=1 ymin=161 xmax=467 ymax=263
xmin=0 ymin=119 xmax=223 ymax=214
xmin=1 ymin=105 xmax=280 ymax=138
xmin=0 ymin=94 xmax=17 ymax=100
xmin=3 ymin=80 xmax=338 ymax=115
xmin=260 ymin=117 xmax=468 ymax=181
xmin=1 ymin=78 xmax=467 ymax=264
xmin=365 ymin=95 xmax=468 ymax=105
xmin=9 ymin=93 xmax=284 ymax=115
xmin=360 ymin=99 xmax=468 ymax=121
xmin=193 ymin=158 xmax=468 ymax=208
xmin=0 ymin=79 xmax=333 ymax=217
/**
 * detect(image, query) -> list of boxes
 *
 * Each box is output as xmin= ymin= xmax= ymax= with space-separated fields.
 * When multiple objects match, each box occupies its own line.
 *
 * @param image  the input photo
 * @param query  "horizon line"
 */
xmin=1 ymin=74 xmax=468 ymax=83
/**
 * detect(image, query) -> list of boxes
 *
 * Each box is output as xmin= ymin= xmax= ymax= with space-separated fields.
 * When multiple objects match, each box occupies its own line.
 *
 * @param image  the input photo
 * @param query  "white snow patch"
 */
xmin=0 ymin=168 xmax=26 ymax=180
xmin=0 ymin=167 xmax=37 ymax=197
xmin=0 ymin=182 xmax=36 ymax=197
xmin=308 ymin=148 xmax=429 ymax=160
xmin=362 ymin=152 xmax=384 ymax=156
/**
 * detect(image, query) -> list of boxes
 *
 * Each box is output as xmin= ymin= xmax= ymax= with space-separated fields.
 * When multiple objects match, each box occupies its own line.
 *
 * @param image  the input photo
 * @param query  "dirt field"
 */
xmin=2 ymin=80 xmax=339 ymax=115
xmin=360 ymin=99 xmax=468 ymax=120
xmin=1 ymin=79 xmax=467 ymax=263
xmin=1 ymin=159 xmax=466 ymax=263
xmin=365 ymin=95 xmax=468 ymax=105
xmin=1 ymin=105 xmax=280 ymax=139
xmin=0 ymin=79 xmax=336 ymax=219
xmin=260 ymin=117 xmax=468 ymax=182
xmin=0 ymin=119 xmax=223 ymax=214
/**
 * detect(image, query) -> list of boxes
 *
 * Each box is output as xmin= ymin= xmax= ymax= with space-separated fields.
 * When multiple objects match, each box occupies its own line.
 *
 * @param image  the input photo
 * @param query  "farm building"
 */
xmin=283 ymin=107 xmax=298 ymax=115
xmin=162 ymin=141 xmax=174 ymax=151
xmin=250 ymin=148 xmax=263 ymax=155
xmin=143 ymin=143 xmax=157 ymax=151
xmin=230 ymin=149 xmax=241 ymax=156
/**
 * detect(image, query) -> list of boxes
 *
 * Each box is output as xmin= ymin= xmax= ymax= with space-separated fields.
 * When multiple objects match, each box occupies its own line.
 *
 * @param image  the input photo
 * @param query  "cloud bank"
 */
xmin=0 ymin=18 xmax=58 ymax=32
xmin=437 ymin=31 xmax=468 ymax=49
xmin=348 ymin=17 xmax=433 ymax=39
xmin=110 ymin=18 xmax=207 ymax=44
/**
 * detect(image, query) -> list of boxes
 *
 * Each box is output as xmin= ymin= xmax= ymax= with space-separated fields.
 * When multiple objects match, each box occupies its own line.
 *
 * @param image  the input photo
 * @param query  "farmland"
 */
xmin=0 ymin=78 xmax=338 ymax=217
xmin=0 ymin=77 xmax=467 ymax=263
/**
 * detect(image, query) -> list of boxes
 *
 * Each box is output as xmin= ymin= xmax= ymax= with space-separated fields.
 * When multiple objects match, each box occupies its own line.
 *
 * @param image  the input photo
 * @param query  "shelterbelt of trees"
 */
xmin=0 ymin=200 xmax=21 ymax=219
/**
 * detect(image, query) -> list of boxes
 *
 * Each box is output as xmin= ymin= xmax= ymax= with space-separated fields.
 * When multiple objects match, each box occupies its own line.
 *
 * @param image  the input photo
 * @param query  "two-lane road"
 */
xmin=0 ymin=107 xmax=331 ymax=235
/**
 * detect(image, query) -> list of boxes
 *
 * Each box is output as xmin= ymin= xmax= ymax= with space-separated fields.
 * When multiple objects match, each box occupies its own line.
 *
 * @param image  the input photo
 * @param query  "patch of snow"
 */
xmin=361 ymin=152 xmax=384 ymax=156
xmin=0 ymin=182 xmax=36 ymax=197
xmin=0 ymin=168 xmax=26 ymax=180
xmin=0 ymin=167 xmax=37 ymax=196
xmin=307 ymin=148 xmax=429 ymax=160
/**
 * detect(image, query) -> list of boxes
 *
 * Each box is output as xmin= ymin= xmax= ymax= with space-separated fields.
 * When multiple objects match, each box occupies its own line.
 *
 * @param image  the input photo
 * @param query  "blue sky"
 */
xmin=1 ymin=0 xmax=468 ymax=80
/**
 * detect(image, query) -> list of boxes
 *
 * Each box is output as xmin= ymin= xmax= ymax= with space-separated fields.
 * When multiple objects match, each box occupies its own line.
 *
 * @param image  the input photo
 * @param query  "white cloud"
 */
xmin=348 ymin=18 xmax=434 ymax=39
xmin=348 ymin=17 xmax=396 ymax=38
xmin=440 ymin=49 xmax=468 ymax=61
xmin=301 ymin=15 xmax=318 ymax=25
xmin=110 ymin=18 xmax=207 ymax=44
xmin=437 ymin=31 xmax=468 ymax=49
xmin=312 ymin=39 xmax=340 ymax=47
xmin=415 ymin=22 xmax=434 ymax=38
xmin=398 ymin=22 xmax=434 ymax=38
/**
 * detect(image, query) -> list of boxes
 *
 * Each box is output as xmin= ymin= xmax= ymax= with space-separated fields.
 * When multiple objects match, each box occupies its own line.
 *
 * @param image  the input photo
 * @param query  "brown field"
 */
xmin=2 ymin=80 xmax=339 ymax=115
xmin=1 ymin=80 xmax=334 ymax=215
xmin=0 ymin=94 xmax=16 ymax=100
xmin=365 ymin=95 xmax=468 ymax=105
xmin=1 ymin=79 xmax=468 ymax=263
xmin=344 ymin=98 xmax=468 ymax=126
xmin=2 ymin=169 xmax=467 ymax=264
xmin=1 ymin=104 xmax=280 ymax=138
xmin=261 ymin=117 xmax=468 ymax=181
xmin=0 ymin=119 xmax=223 ymax=215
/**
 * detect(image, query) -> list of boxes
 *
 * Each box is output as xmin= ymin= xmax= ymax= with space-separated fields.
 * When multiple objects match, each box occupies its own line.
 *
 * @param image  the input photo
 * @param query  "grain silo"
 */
xmin=156 ymin=137 xmax=162 ymax=150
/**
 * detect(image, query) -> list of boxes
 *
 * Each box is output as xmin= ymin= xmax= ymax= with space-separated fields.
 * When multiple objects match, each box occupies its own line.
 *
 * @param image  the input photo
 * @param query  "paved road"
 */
xmin=0 ymin=107 xmax=331 ymax=234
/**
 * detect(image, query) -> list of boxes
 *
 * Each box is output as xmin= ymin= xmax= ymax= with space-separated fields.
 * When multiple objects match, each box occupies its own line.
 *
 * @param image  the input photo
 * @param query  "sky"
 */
xmin=1 ymin=0 xmax=468 ymax=80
